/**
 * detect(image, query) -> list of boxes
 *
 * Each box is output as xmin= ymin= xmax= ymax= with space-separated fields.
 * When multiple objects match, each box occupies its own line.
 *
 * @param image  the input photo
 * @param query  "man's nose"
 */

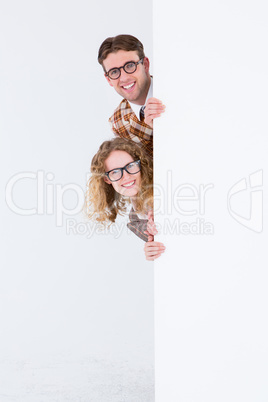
xmin=119 ymin=68 xmax=130 ymax=82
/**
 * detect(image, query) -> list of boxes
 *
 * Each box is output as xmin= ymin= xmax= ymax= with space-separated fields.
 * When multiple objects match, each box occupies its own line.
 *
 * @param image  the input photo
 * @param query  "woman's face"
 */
xmin=104 ymin=150 xmax=141 ymax=198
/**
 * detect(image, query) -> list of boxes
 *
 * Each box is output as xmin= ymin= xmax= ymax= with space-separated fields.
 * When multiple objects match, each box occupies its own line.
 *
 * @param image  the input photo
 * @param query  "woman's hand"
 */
xmin=144 ymin=211 xmax=165 ymax=260
xmin=144 ymin=234 xmax=165 ymax=261
xmin=145 ymin=210 xmax=158 ymax=236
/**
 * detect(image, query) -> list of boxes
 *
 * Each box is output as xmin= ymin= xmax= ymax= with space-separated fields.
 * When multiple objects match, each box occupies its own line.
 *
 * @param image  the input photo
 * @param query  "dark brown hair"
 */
xmin=98 ymin=34 xmax=145 ymax=69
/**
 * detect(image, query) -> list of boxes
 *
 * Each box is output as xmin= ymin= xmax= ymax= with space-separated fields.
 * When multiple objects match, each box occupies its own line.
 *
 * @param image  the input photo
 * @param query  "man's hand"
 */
xmin=144 ymin=97 xmax=165 ymax=128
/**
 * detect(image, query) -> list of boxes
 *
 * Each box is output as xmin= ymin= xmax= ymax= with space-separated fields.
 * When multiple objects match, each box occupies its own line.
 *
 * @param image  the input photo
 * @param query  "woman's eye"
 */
xmin=110 ymin=169 xmax=120 ymax=177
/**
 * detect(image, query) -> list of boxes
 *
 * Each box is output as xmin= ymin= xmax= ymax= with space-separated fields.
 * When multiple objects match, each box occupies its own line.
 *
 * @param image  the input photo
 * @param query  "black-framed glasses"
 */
xmin=105 ymin=160 xmax=141 ymax=182
xmin=105 ymin=58 xmax=144 ymax=80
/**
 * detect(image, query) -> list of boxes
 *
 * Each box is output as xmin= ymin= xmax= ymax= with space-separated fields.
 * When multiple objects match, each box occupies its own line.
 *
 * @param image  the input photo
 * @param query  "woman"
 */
xmin=85 ymin=138 xmax=165 ymax=260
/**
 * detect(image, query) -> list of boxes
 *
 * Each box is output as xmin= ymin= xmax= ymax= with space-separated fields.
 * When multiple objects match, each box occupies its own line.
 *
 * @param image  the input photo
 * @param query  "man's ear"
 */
xmin=143 ymin=57 xmax=150 ymax=73
xmin=104 ymin=73 xmax=114 ymax=87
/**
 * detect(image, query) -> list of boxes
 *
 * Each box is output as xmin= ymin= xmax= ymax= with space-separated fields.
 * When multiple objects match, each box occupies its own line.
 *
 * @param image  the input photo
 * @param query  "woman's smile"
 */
xmin=121 ymin=179 xmax=136 ymax=188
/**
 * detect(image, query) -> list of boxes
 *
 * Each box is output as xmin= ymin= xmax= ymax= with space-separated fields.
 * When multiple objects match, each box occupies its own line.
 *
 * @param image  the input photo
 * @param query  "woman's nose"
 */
xmin=122 ymin=168 xmax=131 ymax=179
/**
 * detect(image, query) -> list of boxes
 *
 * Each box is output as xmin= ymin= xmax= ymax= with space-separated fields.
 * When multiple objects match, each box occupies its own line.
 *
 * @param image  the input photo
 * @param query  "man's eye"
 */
xmin=110 ymin=69 xmax=119 ymax=77
xmin=125 ymin=62 xmax=135 ymax=70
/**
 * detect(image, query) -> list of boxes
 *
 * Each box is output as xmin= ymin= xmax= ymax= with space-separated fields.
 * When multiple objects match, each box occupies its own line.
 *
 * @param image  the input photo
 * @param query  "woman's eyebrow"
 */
xmin=107 ymin=161 xmax=134 ymax=172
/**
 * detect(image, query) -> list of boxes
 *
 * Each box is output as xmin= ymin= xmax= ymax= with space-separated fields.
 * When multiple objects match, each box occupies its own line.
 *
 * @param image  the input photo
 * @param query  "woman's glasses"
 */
xmin=105 ymin=160 xmax=141 ymax=182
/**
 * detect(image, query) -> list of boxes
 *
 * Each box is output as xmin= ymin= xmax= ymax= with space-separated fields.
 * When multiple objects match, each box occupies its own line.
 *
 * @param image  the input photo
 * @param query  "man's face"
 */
xmin=103 ymin=50 xmax=151 ymax=105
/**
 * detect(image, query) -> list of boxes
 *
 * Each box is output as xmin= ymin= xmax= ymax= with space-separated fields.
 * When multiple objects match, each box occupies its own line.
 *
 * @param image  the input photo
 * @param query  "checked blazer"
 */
xmin=109 ymin=99 xmax=153 ymax=158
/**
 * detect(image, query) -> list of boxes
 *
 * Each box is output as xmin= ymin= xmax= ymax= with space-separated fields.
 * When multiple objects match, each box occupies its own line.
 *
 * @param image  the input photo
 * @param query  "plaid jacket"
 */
xmin=127 ymin=208 xmax=148 ymax=242
xmin=109 ymin=99 xmax=153 ymax=158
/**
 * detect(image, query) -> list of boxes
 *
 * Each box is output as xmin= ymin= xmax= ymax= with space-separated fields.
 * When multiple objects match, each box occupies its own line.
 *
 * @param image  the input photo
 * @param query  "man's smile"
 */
xmin=122 ymin=82 xmax=134 ymax=89
xmin=121 ymin=81 xmax=136 ymax=91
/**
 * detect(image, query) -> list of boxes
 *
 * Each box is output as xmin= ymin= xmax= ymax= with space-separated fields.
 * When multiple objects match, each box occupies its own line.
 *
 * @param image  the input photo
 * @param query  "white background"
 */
xmin=0 ymin=1 xmax=154 ymax=401
xmin=154 ymin=1 xmax=268 ymax=401
xmin=2 ymin=1 xmax=268 ymax=401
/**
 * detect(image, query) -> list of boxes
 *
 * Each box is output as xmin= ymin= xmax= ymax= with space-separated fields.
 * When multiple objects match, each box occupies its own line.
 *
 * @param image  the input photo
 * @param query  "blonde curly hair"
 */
xmin=85 ymin=138 xmax=153 ymax=225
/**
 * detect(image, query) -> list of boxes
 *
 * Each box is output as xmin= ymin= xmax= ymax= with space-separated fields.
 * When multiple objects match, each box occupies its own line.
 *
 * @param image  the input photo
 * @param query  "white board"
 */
xmin=154 ymin=1 xmax=268 ymax=400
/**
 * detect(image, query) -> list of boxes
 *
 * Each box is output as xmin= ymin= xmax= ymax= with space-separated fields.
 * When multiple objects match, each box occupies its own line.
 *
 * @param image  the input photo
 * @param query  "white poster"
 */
xmin=154 ymin=1 xmax=268 ymax=401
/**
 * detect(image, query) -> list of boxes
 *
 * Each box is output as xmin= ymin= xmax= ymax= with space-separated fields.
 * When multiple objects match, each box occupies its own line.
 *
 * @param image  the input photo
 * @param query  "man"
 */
xmin=98 ymin=34 xmax=165 ymax=158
